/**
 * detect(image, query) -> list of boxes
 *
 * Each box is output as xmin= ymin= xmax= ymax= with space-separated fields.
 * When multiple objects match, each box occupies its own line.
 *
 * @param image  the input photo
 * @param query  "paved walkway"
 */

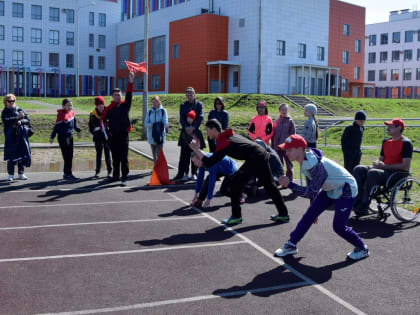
xmin=24 ymin=100 xmax=89 ymax=115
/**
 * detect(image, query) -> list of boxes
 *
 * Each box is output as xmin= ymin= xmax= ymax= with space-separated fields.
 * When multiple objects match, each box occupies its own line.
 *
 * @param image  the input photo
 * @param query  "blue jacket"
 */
xmin=144 ymin=106 xmax=168 ymax=145
xmin=50 ymin=109 xmax=81 ymax=139
xmin=196 ymin=154 xmax=237 ymax=200
xmin=208 ymin=109 xmax=229 ymax=130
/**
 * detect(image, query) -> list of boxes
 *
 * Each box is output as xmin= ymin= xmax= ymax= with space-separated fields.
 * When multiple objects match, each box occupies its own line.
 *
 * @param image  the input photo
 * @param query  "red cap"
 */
xmin=384 ymin=118 xmax=405 ymax=130
xmin=278 ymin=134 xmax=307 ymax=150
xmin=186 ymin=110 xmax=196 ymax=121
xmin=257 ymin=101 xmax=266 ymax=107
xmin=94 ymin=96 xmax=105 ymax=106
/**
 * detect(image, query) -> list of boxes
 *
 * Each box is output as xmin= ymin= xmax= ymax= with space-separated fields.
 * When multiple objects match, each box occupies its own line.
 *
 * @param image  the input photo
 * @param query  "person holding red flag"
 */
xmin=101 ymin=72 xmax=135 ymax=186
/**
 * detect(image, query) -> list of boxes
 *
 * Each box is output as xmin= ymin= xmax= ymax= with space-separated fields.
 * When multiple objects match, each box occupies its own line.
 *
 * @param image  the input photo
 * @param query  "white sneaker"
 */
xmin=7 ymin=175 xmax=14 ymax=182
xmin=347 ymin=247 xmax=369 ymax=261
xmin=274 ymin=242 xmax=298 ymax=257
xmin=18 ymin=174 xmax=28 ymax=180
xmin=121 ymin=180 xmax=127 ymax=186
xmin=182 ymin=174 xmax=190 ymax=181
xmin=190 ymin=175 xmax=197 ymax=181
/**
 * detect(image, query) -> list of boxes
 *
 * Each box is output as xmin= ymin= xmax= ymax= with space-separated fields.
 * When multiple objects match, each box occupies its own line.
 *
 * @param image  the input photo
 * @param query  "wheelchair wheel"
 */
xmin=390 ymin=177 xmax=420 ymax=222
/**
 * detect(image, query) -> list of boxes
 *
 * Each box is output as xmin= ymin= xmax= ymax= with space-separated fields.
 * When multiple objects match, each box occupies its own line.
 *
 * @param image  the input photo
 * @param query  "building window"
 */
xmin=31 ymin=5 xmax=42 ymax=20
xmin=66 ymin=9 xmax=74 ymax=23
xmin=0 ymin=1 xmax=4 ymax=16
xmin=380 ymin=51 xmax=388 ymax=63
xmin=49 ymin=53 xmax=59 ymax=67
xmin=66 ymin=32 xmax=74 ymax=46
xmin=404 ymin=49 xmax=412 ymax=61
xmin=392 ymin=32 xmax=400 ymax=43
xmin=49 ymin=30 xmax=59 ymax=45
xmin=298 ymin=43 xmax=306 ymax=58
xmin=392 ymin=50 xmax=400 ymax=62
xmin=0 ymin=49 xmax=4 ymax=64
xmin=277 ymin=40 xmax=286 ymax=56
xmin=391 ymin=69 xmax=399 ymax=81
xmin=403 ymin=68 xmax=412 ymax=80
xmin=354 ymin=67 xmax=360 ymax=80
xmin=233 ymin=71 xmax=239 ymax=87
xmin=379 ymin=70 xmax=387 ymax=81
xmin=89 ymin=12 xmax=94 ymax=25
xmin=89 ymin=55 xmax=94 ymax=69
xmin=317 ymin=46 xmax=325 ymax=61
xmin=342 ymin=50 xmax=349 ymax=64
xmin=134 ymin=76 xmax=144 ymax=90
xmin=49 ymin=7 xmax=59 ymax=22
xmin=367 ymin=70 xmax=375 ymax=81
xmin=12 ymin=27 xmax=24 ymax=42
xmin=233 ymin=40 xmax=239 ymax=56
xmin=99 ymin=13 xmax=106 ymax=26
xmin=417 ymin=49 xmax=420 ymax=61
xmin=98 ymin=56 xmax=105 ymax=69
xmin=151 ymin=75 xmax=160 ymax=89
xmin=12 ymin=50 xmax=23 ymax=65
xmin=416 ymin=68 xmax=420 ymax=80
xmin=134 ymin=40 xmax=144 ymax=62
xmin=355 ymin=40 xmax=361 ymax=53
xmin=65 ymin=75 xmax=75 ymax=91
xmin=31 ymin=28 xmax=42 ymax=43
xmin=343 ymin=24 xmax=350 ymax=36
xmin=0 ymin=25 xmax=4 ymax=40
xmin=66 ymin=54 xmax=74 ymax=68
xmin=12 ymin=2 xmax=23 ymax=18
xmin=380 ymin=33 xmax=388 ymax=45
xmin=172 ymin=44 xmax=179 ymax=59
xmin=98 ymin=35 xmax=106 ymax=48
xmin=118 ymin=78 xmax=128 ymax=91
xmin=369 ymin=34 xmax=376 ymax=46
xmin=32 ymin=74 xmax=41 ymax=89
xmin=341 ymin=78 xmax=348 ymax=92
xmin=89 ymin=34 xmax=94 ymax=47
xmin=368 ymin=52 xmax=376 ymax=64
xmin=152 ymin=35 xmax=165 ymax=65
xmin=31 ymin=51 xmax=42 ymax=66
xmin=118 ymin=44 xmax=129 ymax=69
xmin=405 ymin=30 xmax=414 ymax=43
xmin=239 ymin=18 xmax=245 ymax=27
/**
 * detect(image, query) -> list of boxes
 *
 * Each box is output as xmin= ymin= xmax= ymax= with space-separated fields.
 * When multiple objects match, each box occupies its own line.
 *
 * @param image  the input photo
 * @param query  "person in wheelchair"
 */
xmin=353 ymin=118 xmax=413 ymax=216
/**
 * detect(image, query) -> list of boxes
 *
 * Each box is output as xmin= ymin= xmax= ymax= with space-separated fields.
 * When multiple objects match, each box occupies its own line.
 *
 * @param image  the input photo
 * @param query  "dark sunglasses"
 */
xmin=7 ymin=100 xmax=16 ymax=103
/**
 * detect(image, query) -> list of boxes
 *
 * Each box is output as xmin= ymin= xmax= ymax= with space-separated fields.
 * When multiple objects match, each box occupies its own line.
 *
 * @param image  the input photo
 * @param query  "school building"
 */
xmin=364 ymin=9 xmax=420 ymax=99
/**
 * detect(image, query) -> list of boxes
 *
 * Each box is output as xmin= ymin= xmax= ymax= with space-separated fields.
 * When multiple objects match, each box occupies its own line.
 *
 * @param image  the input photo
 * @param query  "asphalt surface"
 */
xmin=0 ymin=167 xmax=419 ymax=315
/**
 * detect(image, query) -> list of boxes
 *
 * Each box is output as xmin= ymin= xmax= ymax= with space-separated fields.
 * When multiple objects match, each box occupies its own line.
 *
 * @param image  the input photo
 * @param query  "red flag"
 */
xmin=125 ymin=61 xmax=147 ymax=74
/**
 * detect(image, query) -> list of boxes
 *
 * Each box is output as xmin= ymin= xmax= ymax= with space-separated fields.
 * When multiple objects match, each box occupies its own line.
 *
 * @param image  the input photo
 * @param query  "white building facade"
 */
xmin=364 ymin=9 xmax=420 ymax=99
xmin=0 ymin=0 xmax=120 ymax=97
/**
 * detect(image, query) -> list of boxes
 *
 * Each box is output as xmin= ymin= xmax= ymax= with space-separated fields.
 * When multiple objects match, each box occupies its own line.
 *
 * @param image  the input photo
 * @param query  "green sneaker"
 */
xmin=221 ymin=216 xmax=243 ymax=225
xmin=270 ymin=215 xmax=290 ymax=223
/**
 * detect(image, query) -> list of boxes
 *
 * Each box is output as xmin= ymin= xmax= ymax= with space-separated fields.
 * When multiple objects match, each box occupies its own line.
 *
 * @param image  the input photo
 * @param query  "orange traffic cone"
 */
xmin=147 ymin=149 xmax=174 ymax=186
xmin=147 ymin=168 xmax=162 ymax=186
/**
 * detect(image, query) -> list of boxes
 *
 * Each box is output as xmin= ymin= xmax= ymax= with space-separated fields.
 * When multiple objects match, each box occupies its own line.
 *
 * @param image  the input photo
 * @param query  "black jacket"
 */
xmin=341 ymin=122 xmax=364 ymax=155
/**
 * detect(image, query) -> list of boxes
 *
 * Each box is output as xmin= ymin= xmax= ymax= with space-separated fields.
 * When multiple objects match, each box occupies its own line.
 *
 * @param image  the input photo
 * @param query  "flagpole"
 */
xmin=142 ymin=0 xmax=149 ymax=139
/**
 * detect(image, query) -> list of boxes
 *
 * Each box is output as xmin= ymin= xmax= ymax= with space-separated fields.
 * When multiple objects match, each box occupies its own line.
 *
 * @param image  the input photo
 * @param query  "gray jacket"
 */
xmin=302 ymin=117 xmax=317 ymax=144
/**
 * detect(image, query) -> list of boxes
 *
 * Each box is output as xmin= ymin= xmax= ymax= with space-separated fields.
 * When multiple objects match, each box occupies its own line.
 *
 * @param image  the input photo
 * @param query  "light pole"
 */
xmin=142 ymin=0 xmax=149 ymax=139
xmin=76 ymin=1 xmax=96 ymax=97
xmin=399 ymin=50 xmax=404 ymax=99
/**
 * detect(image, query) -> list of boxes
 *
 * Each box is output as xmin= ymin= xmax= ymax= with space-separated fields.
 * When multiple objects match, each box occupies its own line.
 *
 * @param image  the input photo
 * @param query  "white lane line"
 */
xmin=168 ymin=193 xmax=367 ymax=315
xmin=37 ymin=281 xmax=307 ymax=315
xmin=0 ymin=240 xmax=247 ymax=263
xmin=0 ymin=216 xmax=206 ymax=231
xmin=0 ymin=199 xmax=175 ymax=209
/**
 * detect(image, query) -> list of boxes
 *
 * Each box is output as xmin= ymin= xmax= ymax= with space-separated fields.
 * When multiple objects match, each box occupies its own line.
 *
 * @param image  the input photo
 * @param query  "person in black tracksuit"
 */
xmin=89 ymin=96 xmax=112 ymax=178
xmin=101 ymin=72 xmax=134 ymax=185
xmin=189 ymin=119 xmax=289 ymax=225
xmin=50 ymin=98 xmax=81 ymax=180
xmin=341 ymin=110 xmax=366 ymax=174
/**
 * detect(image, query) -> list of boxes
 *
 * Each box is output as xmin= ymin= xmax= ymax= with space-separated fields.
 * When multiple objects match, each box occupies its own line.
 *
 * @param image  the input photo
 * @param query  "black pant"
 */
xmin=109 ymin=134 xmax=129 ymax=180
xmin=307 ymin=142 xmax=317 ymax=148
xmin=208 ymin=137 xmax=217 ymax=153
xmin=229 ymin=156 xmax=288 ymax=218
xmin=58 ymin=136 xmax=73 ymax=176
xmin=94 ymin=137 xmax=112 ymax=173
xmin=343 ymin=151 xmax=361 ymax=174
xmin=177 ymin=144 xmax=194 ymax=176
xmin=198 ymin=174 xmax=232 ymax=201
xmin=7 ymin=160 xmax=24 ymax=175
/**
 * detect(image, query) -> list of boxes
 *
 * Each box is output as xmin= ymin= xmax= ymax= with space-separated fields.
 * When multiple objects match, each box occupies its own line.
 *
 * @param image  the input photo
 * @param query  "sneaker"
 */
xmin=171 ymin=173 xmax=184 ymax=181
xmin=94 ymin=171 xmax=100 ymax=178
xmin=107 ymin=171 xmax=112 ymax=178
xmin=121 ymin=180 xmax=127 ymax=186
xmin=221 ymin=216 xmax=243 ymax=225
xmin=190 ymin=174 xmax=197 ymax=181
xmin=274 ymin=242 xmax=298 ymax=257
xmin=7 ymin=175 xmax=14 ymax=182
xmin=347 ymin=247 xmax=369 ymax=261
xmin=270 ymin=215 xmax=290 ymax=223
xmin=63 ymin=174 xmax=78 ymax=180
xmin=182 ymin=174 xmax=190 ymax=181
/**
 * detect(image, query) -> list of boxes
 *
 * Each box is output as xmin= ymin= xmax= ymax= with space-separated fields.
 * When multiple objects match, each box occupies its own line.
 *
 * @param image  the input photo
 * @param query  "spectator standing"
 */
xmin=2 ymin=94 xmax=32 ymax=182
xmin=341 ymin=110 xmax=366 ymax=174
xmin=248 ymin=100 xmax=274 ymax=144
xmin=302 ymin=103 xmax=319 ymax=148
xmin=208 ymin=96 xmax=229 ymax=152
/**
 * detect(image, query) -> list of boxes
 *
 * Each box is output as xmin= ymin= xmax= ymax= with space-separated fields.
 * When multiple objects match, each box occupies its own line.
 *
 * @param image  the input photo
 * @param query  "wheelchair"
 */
xmin=367 ymin=171 xmax=420 ymax=223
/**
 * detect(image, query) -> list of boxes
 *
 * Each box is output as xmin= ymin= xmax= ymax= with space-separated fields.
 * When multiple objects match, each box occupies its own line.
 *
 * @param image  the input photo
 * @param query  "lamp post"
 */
xmin=400 ymin=50 xmax=404 ymax=99
xmin=76 ymin=1 xmax=96 ymax=97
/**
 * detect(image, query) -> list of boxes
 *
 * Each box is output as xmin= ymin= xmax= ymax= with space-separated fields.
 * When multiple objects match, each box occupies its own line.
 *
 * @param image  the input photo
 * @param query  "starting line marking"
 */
xmin=0 ymin=199 xmax=175 ymax=209
xmin=37 ymin=281 xmax=308 ymax=315
xmin=0 ymin=216 xmax=206 ymax=231
xmin=167 ymin=193 xmax=367 ymax=315
xmin=0 ymin=240 xmax=247 ymax=263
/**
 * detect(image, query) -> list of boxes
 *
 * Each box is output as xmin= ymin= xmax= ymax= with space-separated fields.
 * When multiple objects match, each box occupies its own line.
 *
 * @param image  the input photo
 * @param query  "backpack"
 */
xmin=150 ymin=109 xmax=165 ymax=145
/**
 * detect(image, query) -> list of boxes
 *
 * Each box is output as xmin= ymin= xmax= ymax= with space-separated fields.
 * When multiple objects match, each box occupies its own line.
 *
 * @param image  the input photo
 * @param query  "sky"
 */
xmin=345 ymin=0 xmax=420 ymax=24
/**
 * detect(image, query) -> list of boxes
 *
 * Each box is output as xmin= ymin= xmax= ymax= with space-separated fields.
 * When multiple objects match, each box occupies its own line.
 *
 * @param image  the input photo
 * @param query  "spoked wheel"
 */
xmin=391 ymin=177 xmax=420 ymax=222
